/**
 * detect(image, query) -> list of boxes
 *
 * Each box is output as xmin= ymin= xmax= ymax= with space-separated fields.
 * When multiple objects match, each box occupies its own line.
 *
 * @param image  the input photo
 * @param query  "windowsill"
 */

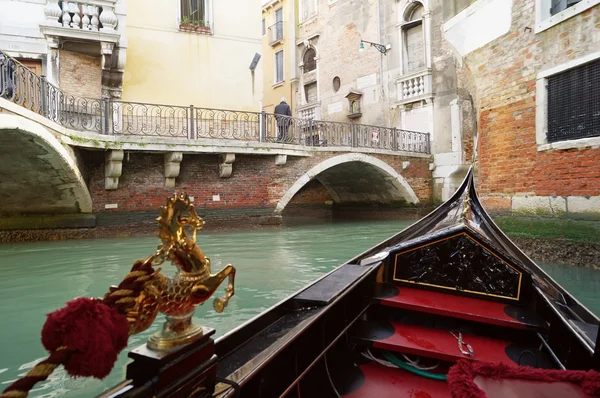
xmin=269 ymin=39 xmax=284 ymax=47
xmin=299 ymin=15 xmax=318 ymax=26
xmin=537 ymin=136 xmax=600 ymax=151
xmin=297 ymin=101 xmax=321 ymax=111
xmin=535 ymin=0 xmax=600 ymax=33
xmin=272 ymin=81 xmax=285 ymax=88
xmin=396 ymin=68 xmax=432 ymax=82
xmin=178 ymin=25 xmax=213 ymax=35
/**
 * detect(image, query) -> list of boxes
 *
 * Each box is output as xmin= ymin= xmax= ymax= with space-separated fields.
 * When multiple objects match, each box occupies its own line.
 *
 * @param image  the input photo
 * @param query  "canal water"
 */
xmin=1 ymin=219 xmax=599 ymax=397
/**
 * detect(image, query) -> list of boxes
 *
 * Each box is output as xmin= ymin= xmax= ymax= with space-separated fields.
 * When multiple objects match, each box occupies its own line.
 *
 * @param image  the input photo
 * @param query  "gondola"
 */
xmin=3 ymin=165 xmax=600 ymax=398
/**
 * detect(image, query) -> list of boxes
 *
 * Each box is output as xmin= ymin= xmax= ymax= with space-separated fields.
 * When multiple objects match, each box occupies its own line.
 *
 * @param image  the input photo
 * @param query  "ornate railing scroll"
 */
xmin=1 ymin=49 xmax=430 ymax=154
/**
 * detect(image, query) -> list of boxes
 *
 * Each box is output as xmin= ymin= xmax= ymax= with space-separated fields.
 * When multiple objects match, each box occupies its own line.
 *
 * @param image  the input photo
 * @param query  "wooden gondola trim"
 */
xmin=392 ymin=232 xmax=523 ymax=301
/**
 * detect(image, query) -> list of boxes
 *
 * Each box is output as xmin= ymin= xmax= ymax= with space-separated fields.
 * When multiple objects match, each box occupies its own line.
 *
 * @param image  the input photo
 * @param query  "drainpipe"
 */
xmin=377 ymin=0 xmax=387 ymax=125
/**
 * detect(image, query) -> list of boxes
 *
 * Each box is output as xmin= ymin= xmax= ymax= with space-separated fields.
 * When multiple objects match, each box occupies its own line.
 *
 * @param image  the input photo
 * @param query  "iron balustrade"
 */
xmin=0 ymin=50 xmax=430 ymax=154
xmin=268 ymin=21 xmax=284 ymax=44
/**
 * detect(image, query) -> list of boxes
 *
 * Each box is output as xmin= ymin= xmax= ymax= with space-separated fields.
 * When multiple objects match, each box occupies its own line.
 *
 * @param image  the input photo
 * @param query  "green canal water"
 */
xmin=1 ymin=219 xmax=599 ymax=397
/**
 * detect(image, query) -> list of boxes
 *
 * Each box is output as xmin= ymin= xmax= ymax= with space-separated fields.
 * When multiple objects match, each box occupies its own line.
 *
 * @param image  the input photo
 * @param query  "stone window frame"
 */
xmin=535 ymin=0 xmax=600 ymax=33
xmin=397 ymin=0 xmax=432 ymax=76
xmin=536 ymin=51 xmax=600 ymax=151
xmin=299 ymin=0 xmax=318 ymax=23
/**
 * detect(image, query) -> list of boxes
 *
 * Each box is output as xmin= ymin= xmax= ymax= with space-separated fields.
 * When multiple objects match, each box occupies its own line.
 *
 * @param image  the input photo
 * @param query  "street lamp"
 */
xmin=359 ymin=39 xmax=390 ymax=55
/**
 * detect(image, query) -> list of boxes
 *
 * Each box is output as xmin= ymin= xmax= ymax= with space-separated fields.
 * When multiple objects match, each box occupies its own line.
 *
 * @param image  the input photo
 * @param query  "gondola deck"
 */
xmin=374 ymin=285 xmax=547 ymax=331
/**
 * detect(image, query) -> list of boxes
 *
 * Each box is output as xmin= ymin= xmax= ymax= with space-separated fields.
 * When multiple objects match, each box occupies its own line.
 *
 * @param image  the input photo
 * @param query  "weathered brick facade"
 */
xmin=453 ymin=1 xmax=600 ymax=215
xmin=84 ymin=151 xmax=432 ymax=224
xmin=59 ymin=50 xmax=102 ymax=99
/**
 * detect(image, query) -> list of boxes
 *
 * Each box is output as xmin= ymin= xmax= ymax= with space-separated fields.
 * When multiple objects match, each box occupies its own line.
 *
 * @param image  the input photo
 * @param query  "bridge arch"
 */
xmin=0 ymin=114 xmax=92 ymax=215
xmin=275 ymin=153 xmax=419 ymax=213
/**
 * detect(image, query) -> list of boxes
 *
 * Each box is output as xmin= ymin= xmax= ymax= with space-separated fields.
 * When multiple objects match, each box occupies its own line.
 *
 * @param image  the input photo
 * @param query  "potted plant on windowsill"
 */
xmin=179 ymin=17 xmax=195 ymax=32
xmin=195 ymin=21 xmax=211 ymax=34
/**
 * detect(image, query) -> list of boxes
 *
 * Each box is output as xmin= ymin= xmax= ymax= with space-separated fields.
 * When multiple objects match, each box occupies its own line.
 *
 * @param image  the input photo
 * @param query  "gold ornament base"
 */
xmin=147 ymin=312 xmax=205 ymax=351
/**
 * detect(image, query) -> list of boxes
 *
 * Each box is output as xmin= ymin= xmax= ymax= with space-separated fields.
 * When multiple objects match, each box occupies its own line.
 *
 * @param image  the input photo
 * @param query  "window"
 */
xmin=262 ymin=18 xmax=265 ymax=36
xmin=275 ymin=50 xmax=284 ymax=83
xmin=442 ymin=0 xmax=477 ymax=21
xmin=180 ymin=0 xmax=210 ymax=30
xmin=546 ymin=59 xmax=600 ymax=143
xmin=303 ymin=48 xmax=316 ymax=73
xmin=274 ymin=8 xmax=283 ymax=41
xmin=300 ymin=0 xmax=317 ymax=21
xmin=332 ymin=76 xmax=341 ymax=92
xmin=535 ymin=0 xmax=600 ymax=32
xmin=402 ymin=3 xmax=425 ymax=74
xmin=550 ymin=0 xmax=581 ymax=16
xmin=304 ymin=82 xmax=317 ymax=103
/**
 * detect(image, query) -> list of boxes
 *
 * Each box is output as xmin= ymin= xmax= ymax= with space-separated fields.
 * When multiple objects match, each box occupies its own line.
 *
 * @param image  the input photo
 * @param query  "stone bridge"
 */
xmin=0 ymin=97 xmax=433 ymax=230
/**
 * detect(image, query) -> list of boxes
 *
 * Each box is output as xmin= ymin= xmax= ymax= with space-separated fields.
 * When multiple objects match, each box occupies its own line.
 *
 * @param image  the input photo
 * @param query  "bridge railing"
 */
xmin=0 ymin=50 xmax=430 ymax=154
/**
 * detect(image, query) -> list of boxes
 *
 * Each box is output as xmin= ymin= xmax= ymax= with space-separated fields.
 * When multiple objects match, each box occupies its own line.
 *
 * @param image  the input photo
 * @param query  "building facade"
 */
xmin=123 ymin=0 xmax=263 ymax=111
xmin=0 ymin=0 xmax=127 ymax=98
xmin=288 ymin=0 xmax=474 ymax=201
xmin=261 ymin=0 xmax=298 ymax=114
xmin=444 ymin=0 xmax=600 ymax=216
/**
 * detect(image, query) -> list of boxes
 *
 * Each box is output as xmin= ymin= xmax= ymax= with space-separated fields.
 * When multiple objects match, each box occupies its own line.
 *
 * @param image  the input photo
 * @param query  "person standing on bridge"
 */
xmin=274 ymin=97 xmax=292 ymax=142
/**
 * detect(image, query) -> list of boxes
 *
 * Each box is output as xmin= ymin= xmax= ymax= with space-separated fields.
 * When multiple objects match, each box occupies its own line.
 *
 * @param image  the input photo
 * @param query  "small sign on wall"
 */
xmin=371 ymin=129 xmax=380 ymax=143
xmin=357 ymin=73 xmax=377 ymax=90
xmin=212 ymin=195 xmax=220 ymax=201
xmin=328 ymin=101 xmax=343 ymax=114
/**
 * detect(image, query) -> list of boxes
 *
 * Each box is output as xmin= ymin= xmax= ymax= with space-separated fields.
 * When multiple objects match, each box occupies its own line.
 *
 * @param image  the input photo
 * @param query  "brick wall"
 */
xmin=59 ymin=50 xmax=102 ymax=99
xmin=459 ymin=1 xmax=600 ymax=212
xmin=287 ymin=179 xmax=333 ymax=205
xmin=85 ymin=150 xmax=432 ymax=224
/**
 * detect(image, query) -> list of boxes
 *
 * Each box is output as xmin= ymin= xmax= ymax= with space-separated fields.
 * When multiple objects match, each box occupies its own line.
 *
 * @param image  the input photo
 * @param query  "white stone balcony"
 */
xmin=298 ymin=102 xmax=320 ymax=120
xmin=41 ymin=0 xmax=123 ymax=44
xmin=396 ymin=69 xmax=433 ymax=105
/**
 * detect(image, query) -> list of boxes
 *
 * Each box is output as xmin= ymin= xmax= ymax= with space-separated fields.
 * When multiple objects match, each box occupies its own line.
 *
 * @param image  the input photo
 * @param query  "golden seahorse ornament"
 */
xmin=127 ymin=193 xmax=236 ymax=349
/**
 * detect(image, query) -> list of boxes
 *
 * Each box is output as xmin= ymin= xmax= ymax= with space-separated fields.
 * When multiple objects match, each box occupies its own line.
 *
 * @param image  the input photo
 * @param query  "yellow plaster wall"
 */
xmin=261 ymin=0 xmax=294 ymax=114
xmin=123 ymin=0 xmax=262 ymax=112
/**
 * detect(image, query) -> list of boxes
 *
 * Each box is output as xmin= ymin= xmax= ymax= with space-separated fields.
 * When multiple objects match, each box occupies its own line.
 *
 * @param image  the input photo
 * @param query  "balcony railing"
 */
xmin=44 ymin=0 xmax=118 ymax=32
xmin=0 ymin=50 xmax=430 ymax=154
xmin=396 ymin=69 xmax=433 ymax=104
xmin=268 ymin=21 xmax=284 ymax=45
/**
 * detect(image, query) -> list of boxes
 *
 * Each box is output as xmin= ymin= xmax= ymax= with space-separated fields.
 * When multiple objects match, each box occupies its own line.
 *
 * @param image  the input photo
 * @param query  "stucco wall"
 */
xmin=262 ymin=0 xmax=297 ymax=114
xmin=123 ymin=0 xmax=263 ymax=112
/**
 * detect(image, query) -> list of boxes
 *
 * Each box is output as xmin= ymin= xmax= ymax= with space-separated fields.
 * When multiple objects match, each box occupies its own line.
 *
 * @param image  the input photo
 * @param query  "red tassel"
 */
xmin=41 ymin=297 xmax=129 ymax=379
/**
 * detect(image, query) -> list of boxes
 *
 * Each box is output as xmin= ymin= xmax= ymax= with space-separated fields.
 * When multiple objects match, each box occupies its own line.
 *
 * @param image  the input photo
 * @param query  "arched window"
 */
xmin=303 ymin=48 xmax=316 ymax=73
xmin=402 ymin=2 xmax=426 ymax=74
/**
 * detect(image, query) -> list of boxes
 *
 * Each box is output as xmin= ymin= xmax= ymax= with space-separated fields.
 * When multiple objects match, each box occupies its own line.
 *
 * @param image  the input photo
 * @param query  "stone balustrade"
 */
xmin=396 ymin=69 xmax=433 ymax=105
xmin=44 ymin=0 xmax=118 ymax=32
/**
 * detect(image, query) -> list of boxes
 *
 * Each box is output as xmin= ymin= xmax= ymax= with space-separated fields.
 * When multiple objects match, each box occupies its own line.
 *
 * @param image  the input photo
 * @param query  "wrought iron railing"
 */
xmin=0 ymin=50 xmax=430 ymax=154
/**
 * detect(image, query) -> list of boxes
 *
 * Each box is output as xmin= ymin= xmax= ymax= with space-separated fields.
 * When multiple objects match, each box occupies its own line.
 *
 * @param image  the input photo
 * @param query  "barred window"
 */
xmin=547 ymin=59 xmax=600 ymax=143
xmin=181 ymin=0 xmax=208 ymax=27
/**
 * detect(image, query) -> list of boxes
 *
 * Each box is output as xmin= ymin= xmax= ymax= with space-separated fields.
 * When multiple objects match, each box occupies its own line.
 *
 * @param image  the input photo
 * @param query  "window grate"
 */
xmin=547 ymin=59 xmax=600 ymax=143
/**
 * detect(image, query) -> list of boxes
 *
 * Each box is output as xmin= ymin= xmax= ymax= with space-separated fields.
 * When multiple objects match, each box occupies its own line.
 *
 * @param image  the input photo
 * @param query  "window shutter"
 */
xmin=406 ymin=24 xmax=425 ymax=73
